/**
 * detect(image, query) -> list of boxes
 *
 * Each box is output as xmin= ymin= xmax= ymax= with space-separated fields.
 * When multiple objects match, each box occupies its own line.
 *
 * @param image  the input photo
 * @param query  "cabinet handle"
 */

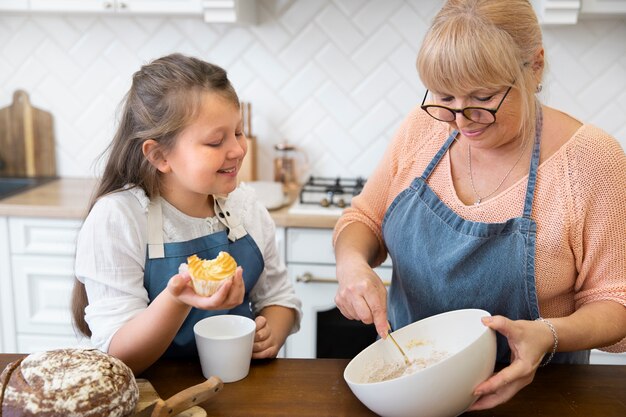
xmin=296 ymin=272 xmax=337 ymax=284
xmin=103 ymin=2 xmax=113 ymax=8
xmin=119 ymin=2 xmax=128 ymax=9
xmin=296 ymin=272 xmax=390 ymax=286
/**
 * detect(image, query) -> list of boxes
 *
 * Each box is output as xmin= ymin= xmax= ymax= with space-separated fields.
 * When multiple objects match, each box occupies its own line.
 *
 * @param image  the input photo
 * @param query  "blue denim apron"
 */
xmin=144 ymin=196 xmax=264 ymax=358
xmin=382 ymin=113 xmax=588 ymax=364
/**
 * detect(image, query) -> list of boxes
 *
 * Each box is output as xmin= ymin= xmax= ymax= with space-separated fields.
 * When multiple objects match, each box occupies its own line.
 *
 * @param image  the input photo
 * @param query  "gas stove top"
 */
xmin=288 ymin=176 xmax=366 ymax=216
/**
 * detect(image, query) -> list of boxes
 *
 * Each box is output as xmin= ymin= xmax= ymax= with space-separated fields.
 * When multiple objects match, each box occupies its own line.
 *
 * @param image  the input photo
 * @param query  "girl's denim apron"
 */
xmin=144 ymin=196 xmax=264 ymax=358
xmin=382 ymin=113 xmax=588 ymax=364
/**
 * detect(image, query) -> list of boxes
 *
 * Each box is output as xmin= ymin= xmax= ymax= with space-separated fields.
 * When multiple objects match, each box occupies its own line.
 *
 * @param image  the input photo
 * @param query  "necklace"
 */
xmin=467 ymin=136 xmax=529 ymax=206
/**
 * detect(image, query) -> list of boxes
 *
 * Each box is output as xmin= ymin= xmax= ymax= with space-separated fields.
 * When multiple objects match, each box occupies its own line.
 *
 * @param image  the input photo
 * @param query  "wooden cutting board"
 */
xmin=135 ymin=379 xmax=207 ymax=417
xmin=0 ymin=90 xmax=56 ymax=177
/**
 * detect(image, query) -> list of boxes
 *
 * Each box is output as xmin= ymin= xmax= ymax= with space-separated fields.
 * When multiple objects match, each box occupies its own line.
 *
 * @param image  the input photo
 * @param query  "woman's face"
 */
xmin=430 ymin=85 xmax=522 ymax=149
xmin=160 ymin=92 xmax=246 ymax=203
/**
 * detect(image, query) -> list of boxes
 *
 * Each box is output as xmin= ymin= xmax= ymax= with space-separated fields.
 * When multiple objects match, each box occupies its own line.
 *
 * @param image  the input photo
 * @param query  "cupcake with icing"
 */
xmin=186 ymin=252 xmax=237 ymax=296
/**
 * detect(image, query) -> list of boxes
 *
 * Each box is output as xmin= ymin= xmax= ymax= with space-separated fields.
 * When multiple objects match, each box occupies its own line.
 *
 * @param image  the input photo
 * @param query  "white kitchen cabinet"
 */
xmin=0 ymin=217 xmax=13 ymax=352
xmin=531 ymin=0 xmax=626 ymax=24
xmin=0 ymin=0 xmax=29 ymax=11
xmin=202 ymin=0 xmax=256 ymax=23
xmin=581 ymin=0 xmax=626 ymax=13
xmin=284 ymin=227 xmax=392 ymax=359
xmin=7 ymin=0 xmax=257 ymax=22
xmin=29 ymin=0 xmax=116 ymax=13
xmin=28 ymin=0 xmax=202 ymax=14
xmin=0 ymin=216 xmax=90 ymax=353
xmin=590 ymin=349 xmax=626 ymax=365
xmin=589 ymin=349 xmax=626 ymax=365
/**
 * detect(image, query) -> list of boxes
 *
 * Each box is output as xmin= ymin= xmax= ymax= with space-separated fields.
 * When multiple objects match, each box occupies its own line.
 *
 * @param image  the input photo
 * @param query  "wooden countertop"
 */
xmin=0 ymin=178 xmax=97 ymax=219
xmin=0 ymin=178 xmax=339 ymax=228
xmin=1 ymin=354 xmax=625 ymax=416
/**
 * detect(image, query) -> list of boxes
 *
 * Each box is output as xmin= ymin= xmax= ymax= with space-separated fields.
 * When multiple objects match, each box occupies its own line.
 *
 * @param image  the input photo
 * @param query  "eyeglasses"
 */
xmin=420 ymin=86 xmax=513 ymax=125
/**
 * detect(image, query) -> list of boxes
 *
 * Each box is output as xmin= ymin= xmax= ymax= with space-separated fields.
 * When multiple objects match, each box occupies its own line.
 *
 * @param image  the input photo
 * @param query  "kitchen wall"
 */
xmin=1 ymin=0 xmax=625 ymax=180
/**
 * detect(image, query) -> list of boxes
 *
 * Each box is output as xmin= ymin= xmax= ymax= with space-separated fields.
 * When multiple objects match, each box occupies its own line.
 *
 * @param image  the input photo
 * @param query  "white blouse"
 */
xmin=75 ymin=184 xmax=302 ymax=352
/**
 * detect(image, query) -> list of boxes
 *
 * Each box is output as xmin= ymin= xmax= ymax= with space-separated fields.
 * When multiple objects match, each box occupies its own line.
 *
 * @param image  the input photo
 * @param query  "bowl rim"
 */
xmin=344 ymin=308 xmax=493 ymax=386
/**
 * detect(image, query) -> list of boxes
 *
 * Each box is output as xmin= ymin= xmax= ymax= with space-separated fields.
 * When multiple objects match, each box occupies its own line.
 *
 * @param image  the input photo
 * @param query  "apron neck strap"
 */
xmin=421 ymin=130 xmax=458 ymax=180
xmin=213 ymin=195 xmax=248 ymax=242
xmin=146 ymin=193 xmax=250 ymax=260
xmin=522 ymin=103 xmax=543 ymax=218
xmin=147 ymin=197 xmax=165 ymax=259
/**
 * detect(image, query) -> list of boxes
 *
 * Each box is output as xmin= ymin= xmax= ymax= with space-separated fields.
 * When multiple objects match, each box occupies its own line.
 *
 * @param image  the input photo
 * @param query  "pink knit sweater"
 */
xmin=334 ymin=107 xmax=626 ymax=352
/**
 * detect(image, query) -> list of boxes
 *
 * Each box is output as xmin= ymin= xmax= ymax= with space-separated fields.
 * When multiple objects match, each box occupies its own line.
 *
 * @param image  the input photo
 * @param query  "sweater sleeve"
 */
xmin=568 ymin=126 xmax=626 ymax=352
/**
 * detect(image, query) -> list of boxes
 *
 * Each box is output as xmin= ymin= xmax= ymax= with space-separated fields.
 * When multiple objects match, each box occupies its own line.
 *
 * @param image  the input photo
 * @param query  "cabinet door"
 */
xmin=29 ymin=0 xmax=114 ymax=12
xmin=29 ymin=0 xmax=203 ymax=14
xmin=287 ymin=227 xmax=393 ymax=267
xmin=9 ymin=217 xmax=81 ymax=256
xmin=0 ymin=0 xmax=29 ymax=11
xmin=287 ymin=263 xmax=338 ymax=359
xmin=590 ymin=349 xmax=626 ymax=365
xmin=581 ymin=0 xmax=626 ymax=13
xmin=287 ymin=228 xmax=336 ymax=264
xmin=0 ymin=217 xmax=12 ymax=352
xmin=122 ymin=0 xmax=203 ymax=14
xmin=12 ymin=254 xmax=77 ymax=336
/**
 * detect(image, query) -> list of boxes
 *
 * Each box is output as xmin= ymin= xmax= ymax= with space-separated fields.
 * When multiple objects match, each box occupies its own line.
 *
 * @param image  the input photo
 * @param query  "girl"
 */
xmin=72 ymin=53 xmax=302 ymax=374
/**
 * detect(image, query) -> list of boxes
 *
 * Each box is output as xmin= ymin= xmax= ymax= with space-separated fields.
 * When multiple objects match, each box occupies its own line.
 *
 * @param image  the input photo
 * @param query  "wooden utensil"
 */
xmin=387 ymin=322 xmax=411 ymax=365
xmin=238 ymin=101 xmax=257 ymax=183
xmin=0 ymin=90 xmax=56 ymax=177
xmin=133 ymin=377 xmax=223 ymax=417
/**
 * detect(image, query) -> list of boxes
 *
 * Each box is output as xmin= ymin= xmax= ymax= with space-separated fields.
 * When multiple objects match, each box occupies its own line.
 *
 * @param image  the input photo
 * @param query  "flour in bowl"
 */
xmin=363 ymin=349 xmax=449 ymax=383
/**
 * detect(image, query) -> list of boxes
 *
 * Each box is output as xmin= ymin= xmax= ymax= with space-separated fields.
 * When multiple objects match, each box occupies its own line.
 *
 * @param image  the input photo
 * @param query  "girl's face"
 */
xmin=430 ymin=85 xmax=521 ymax=149
xmin=160 ymin=92 xmax=246 ymax=205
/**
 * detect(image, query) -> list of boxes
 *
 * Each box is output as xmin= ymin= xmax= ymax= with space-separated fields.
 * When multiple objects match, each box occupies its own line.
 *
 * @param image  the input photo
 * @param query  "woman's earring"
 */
xmin=536 ymin=83 xmax=543 ymax=93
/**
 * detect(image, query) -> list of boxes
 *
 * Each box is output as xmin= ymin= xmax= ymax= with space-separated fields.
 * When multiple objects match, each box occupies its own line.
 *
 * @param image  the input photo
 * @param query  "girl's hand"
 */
xmin=167 ymin=266 xmax=245 ymax=310
xmin=252 ymin=315 xmax=280 ymax=359
xmin=467 ymin=315 xmax=555 ymax=411
xmin=334 ymin=262 xmax=389 ymax=338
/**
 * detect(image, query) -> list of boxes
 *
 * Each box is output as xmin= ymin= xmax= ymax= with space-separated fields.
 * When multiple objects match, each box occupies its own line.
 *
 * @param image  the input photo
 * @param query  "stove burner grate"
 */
xmin=299 ymin=176 xmax=366 ymax=208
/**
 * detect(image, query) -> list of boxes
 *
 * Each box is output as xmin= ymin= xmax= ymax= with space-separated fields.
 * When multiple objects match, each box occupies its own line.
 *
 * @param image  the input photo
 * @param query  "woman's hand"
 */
xmin=335 ymin=261 xmax=389 ymax=338
xmin=166 ymin=266 xmax=245 ymax=310
xmin=467 ymin=315 xmax=555 ymax=411
xmin=252 ymin=315 xmax=280 ymax=359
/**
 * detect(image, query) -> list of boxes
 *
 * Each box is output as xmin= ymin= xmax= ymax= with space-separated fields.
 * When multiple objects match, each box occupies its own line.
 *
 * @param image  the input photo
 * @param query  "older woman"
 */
xmin=333 ymin=0 xmax=626 ymax=410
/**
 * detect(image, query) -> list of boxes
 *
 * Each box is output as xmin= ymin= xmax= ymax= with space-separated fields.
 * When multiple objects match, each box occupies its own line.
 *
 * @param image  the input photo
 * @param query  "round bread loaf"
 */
xmin=0 ymin=348 xmax=138 ymax=417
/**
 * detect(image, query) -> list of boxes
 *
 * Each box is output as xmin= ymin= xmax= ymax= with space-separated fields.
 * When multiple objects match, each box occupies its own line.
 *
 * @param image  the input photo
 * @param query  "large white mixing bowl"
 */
xmin=344 ymin=309 xmax=497 ymax=417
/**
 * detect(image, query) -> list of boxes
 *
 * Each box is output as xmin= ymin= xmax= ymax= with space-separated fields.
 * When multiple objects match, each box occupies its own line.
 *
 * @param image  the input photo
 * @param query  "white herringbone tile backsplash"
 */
xmin=1 ymin=0 xmax=625 ymax=179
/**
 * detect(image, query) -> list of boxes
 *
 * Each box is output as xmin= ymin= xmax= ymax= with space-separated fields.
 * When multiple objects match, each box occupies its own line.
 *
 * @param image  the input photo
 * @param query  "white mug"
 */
xmin=193 ymin=315 xmax=256 ymax=383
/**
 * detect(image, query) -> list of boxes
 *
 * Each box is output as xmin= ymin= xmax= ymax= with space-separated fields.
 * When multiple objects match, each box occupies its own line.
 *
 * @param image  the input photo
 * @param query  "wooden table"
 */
xmin=1 ymin=354 xmax=625 ymax=416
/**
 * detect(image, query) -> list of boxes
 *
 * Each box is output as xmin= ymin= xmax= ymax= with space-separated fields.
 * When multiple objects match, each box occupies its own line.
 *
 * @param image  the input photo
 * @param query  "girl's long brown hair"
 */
xmin=72 ymin=53 xmax=240 ymax=336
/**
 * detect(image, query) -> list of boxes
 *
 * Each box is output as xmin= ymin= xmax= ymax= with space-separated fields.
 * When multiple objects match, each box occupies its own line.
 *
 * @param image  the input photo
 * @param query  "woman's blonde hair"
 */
xmin=71 ymin=53 xmax=240 ymax=336
xmin=417 ymin=0 xmax=544 ymax=143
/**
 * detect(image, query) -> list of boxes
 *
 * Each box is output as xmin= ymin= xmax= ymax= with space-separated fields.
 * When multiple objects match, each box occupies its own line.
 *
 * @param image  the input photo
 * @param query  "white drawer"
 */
xmin=9 ymin=217 xmax=82 ymax=256
xmin=590 ymin=349 xmax=626 ymax=365
xmin=287 ymin=228 xmax=335 ymax=264
xmin=12 ymin=254 xmax=77 ymax=335
xmin=286 ymin=227 xmax=392 ymax=267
